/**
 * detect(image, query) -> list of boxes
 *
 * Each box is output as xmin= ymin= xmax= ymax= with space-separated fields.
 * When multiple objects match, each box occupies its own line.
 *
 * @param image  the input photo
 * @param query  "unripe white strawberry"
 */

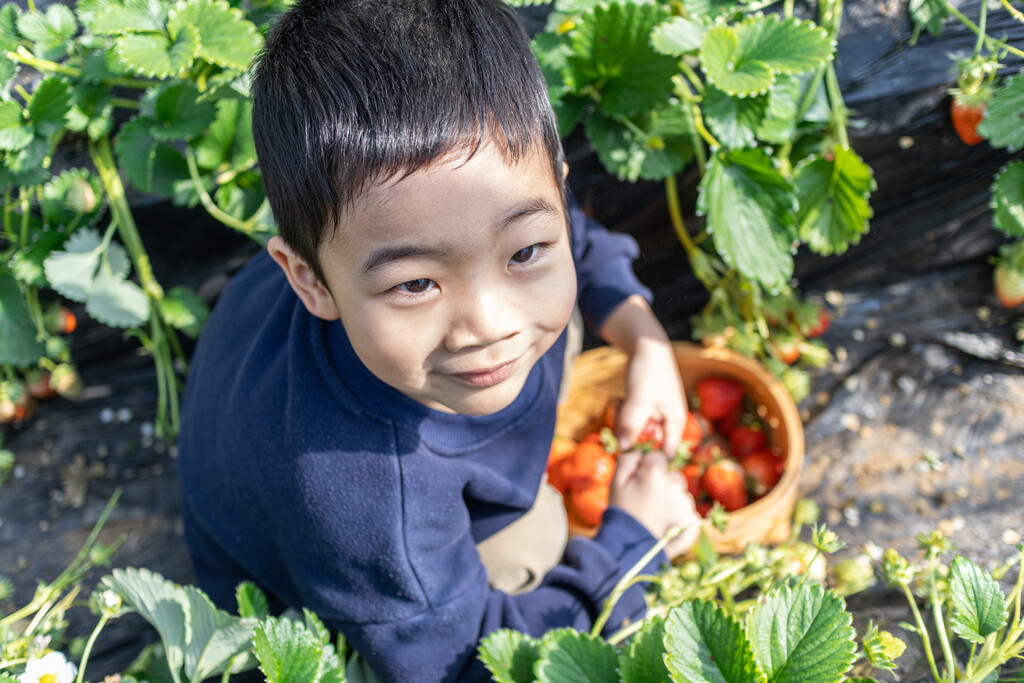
xmin=994 ymin=263 xmax=1024 ymax=308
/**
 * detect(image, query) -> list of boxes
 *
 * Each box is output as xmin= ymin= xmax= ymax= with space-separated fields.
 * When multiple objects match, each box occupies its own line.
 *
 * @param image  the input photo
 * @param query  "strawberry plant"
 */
xmin=909 ymin=0 xmax=1024 ymax=343
xmin=508 ymin=0 xmax=873 ymax=401
xmin=0 ymin=0 xmax=285 ymax=439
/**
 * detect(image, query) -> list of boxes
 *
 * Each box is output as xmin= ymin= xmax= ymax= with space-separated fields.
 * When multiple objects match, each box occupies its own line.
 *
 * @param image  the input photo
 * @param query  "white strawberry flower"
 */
xmin=18 ymin=651 xmax=78 ymax=683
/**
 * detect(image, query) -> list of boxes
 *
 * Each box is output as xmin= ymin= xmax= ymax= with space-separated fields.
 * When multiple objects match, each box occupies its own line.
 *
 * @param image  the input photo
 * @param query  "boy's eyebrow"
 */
xmin=358 ymin=197 xmax=562 ymax=277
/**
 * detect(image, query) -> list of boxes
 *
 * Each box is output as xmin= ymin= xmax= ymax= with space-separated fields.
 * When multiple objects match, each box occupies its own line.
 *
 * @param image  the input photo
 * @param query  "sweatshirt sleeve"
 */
xmin=338 ymin=507 xmax=668 ymax=682
xmin=568 ymin=196 xmax=652 ymax=334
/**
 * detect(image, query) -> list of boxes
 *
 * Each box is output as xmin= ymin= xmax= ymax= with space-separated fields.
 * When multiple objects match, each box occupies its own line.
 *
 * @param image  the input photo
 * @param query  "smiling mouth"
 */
xmin=451 ymin=359 xmax=518 ymax=388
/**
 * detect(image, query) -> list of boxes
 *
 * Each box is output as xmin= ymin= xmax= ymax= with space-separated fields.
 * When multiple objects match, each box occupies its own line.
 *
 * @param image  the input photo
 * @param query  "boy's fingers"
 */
xmin=614 ymin=450 xmax=643 ymax=483
xmin=613 ymin=398 xmax=648 ymax=451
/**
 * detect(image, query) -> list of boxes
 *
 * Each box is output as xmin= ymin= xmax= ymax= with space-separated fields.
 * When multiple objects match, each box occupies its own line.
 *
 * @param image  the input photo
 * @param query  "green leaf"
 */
xmin=27 ymin=76 xmax=71 ymax=138
xmin=534 ymin=628 xmax=619 ymax=683
xmin=793 ymin=145 xmax=875 ymax=256
xmin=977 ymin=73 xmax=1024 ymax=152
xmin=746 ymin=583 xmax=857 ymax=683
xmin=183 ymin=586 xmax=257 ymax=682
xmin=478 ymin=629 xmax=541 ymax=683
xmin=16 ymin=5 xmax=76 ymax=60
xmin=950 ymin=555 xmax=1009 ymax=644
xmin=0 ymin=266 xmax=46 ymax=366
xmin=0 ymin=100 xmax=32 ymax=151
xmin=909 ymin=0 xmax=948 ymax=37
xmin=698 ymin=149 xmax=797 ymax=291
xmin=253 ymin=617 xmax=330 ymax=683
xmin=115 ymin=24 xmax=198 ymax=78
xmin=235 ymin=582 xmax=269 ymax=619
xmin=115 ymin=116 xmax=158 ymax=192
xmin=567 ymin=2 xmax=677 ymax=117
xmin=664 ymin=600 xmax=767 ymax=683
xmin=586 ymin=104 xmax=693 ymax=182
xmin=618 ymin=615 xmax=669 ymax=682
xmin=102 ymin=568 xmax=188 ymax=683
xmin=151 ymin=143 xmax=190 ymax=196
xmin=195 ymin=97 xmax=255 ymax=170
xmin=150 ymin=82 xmax=217 ymax=141
xmin=85 ymin=260 xmax=150 ymax=327
xmin=651 ymin=15 xmax=706 ymax=55
xmin=43 ymin=227 xmax=103 ymax=302
xmin=0 ymin=4 xmax=21 ymax=53
xmin=4 ymin=135 xmax=49 ymax=185
xmin=757 ymin=73 xmax=804 ymax=144
xmin=10 ymin=228 xmax=67 ymax=287
xmin=702 ymin=15 xmax=832 ymax=97
xmin=66 ymin=81 xmax=115 ymax=141
xmin=680 ymin=0 xmax=737 ymax=21
xmin=991 ymin=161 xmax=1024 ymax=237
xmin=703 ymin=85 xmax=767 ymax=149
xmin=167 ymin=0 xmax=262 ymax=70
xmin=89 ymin=0 xmax=167 ymax=35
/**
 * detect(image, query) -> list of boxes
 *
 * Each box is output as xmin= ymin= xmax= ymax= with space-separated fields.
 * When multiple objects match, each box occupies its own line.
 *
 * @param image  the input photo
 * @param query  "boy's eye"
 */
xmin=510 ymin=244 xmax=541 ymax=264
xmin=395 ymin=278 xmax=435 ymax=294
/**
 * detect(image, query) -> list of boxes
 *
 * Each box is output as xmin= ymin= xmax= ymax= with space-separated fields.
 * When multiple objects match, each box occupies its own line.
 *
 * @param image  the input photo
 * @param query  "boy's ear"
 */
xmin=563 ymin=161 xmax=569 ymax=179
xmin=267 ymin=236 xmax=340 ymax=321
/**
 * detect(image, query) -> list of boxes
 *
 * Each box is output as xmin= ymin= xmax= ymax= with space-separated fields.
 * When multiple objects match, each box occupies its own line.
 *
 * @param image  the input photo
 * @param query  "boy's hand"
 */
xmin=610 ymin=449 xmax=700 ymax=557
xmin=616 ymin=336 xmax=686 ymax=456
xmin=598 ymin=295 xmax=687 ymax=456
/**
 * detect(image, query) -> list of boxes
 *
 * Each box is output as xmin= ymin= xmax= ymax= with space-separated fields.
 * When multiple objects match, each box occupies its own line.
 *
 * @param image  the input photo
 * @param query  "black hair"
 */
xmin=251 ymin=0 xmax=565 ymax=282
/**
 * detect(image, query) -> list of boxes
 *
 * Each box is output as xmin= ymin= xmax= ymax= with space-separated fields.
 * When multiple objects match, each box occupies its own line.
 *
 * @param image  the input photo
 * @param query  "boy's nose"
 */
xmin=444 ymin=289 xmax=521 ymax=353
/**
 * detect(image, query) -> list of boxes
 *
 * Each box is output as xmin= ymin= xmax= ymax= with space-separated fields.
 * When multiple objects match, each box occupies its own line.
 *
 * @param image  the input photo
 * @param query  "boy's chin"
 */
xmin=430 ymin=381 xmax=526 ymax=417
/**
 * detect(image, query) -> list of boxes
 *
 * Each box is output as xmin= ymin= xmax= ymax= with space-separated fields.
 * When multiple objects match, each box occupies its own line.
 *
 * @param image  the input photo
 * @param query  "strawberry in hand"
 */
xmin=701 ymin=458 xmax=748 ymax=511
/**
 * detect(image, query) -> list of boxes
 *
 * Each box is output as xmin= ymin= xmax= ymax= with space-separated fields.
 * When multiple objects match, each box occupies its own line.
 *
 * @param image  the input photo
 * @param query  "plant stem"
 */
xmin=74 ymin=613 xmax=110 ymax=683
xmin=590 ymin=525 xmax=684 ymax=637
xmin=184 ymin=147 xmax=272 ymax=237
xmin=111 ymin=97 xmax=141 ymax=110
xmin=901 ymin=582 xmax=943 ymax=683
xmin=928 ymin=555 xmax=957 ymax=682
xmin=1000 ymin=0 xmax=1024 ymax=23
xmin=973 ymin=0 xmax=988 ymax=60
xmin=940 ymin=0 xmax=1024 ymax=58
xmin=665 ymin=176 xmax=696 ymax=258
xmin=6 ymin=47 xmax=157 ymax=89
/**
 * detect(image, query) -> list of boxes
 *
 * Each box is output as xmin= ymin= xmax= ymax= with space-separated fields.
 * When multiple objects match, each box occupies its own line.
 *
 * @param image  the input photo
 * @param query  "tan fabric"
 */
xmin=476 ymin=479 xmax=568 ymax=594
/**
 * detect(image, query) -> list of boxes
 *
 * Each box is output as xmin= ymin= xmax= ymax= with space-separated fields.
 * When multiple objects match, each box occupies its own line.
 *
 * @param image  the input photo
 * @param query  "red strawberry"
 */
xmin=951 ymin=96 xmax=985 ymax=146
xmin=695 ymin=376 xmax=744 ymax=421
xmin=692 ymin=438 xmax=728 ymax=466
xmin=804 ymin=308 xmax=830 ymax=338
xmin=695 ymin=499 xmax=713 ymax=517
xmin=635 ymin=417 xmax=665 ymax=451
xmin=772 ymin=338 xmax=801 ymax=365
xmin=715 ymin=405 xmax=743 ymax=438
xmin=682 ymin=463 xmax=702 ymax=499
xmin=702 ymin=459 xmax=748 ymax=511
xmin=995 ymin=263 xmax=1024 ymax=308
xmin=729 ymin=426 xmax=767 ymax=459
xmin=680 ymin=411 xmax=703 ymax=452
xmin=740 ymin=449 xmax=784 ymax=497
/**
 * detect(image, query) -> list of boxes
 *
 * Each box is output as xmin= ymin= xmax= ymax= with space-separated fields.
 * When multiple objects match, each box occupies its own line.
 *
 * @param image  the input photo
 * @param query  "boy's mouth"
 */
xmin=450 ymin=359 xmax=519 ymax=388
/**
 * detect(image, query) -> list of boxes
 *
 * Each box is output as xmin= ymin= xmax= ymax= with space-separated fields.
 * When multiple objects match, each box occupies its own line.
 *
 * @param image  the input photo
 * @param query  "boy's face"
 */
xmin=316 ymin=143 xmax=577 ymax=415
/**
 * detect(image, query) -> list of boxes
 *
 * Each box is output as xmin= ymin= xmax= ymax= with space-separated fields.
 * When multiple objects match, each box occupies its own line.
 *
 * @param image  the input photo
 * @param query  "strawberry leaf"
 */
xmin=756 ymin=73 xmax=805 ymax=144
xmin=702 ymin=15 xmax=832 ymax=97
xmin=195 ymin=97 xmax=255 ymax=170
xmin=0 ymin=266 xmax=46 ymax=367
xmin=478 ymin=629 xmax=541 ymax=683
xmin=88 ymin=0 xmax=168 ymax=34
xmin=167 ymin=0 xmax=262 ymax=70
xmin=85 ymin=260 xmax=150 ymax=328
xmin=651 ymin=15 xmax=706 ymax=55
xmin=0 ymin=4 xmax=20 ymax=53
xmin=585 ymin=104 xmax=694 ymax=182
xmin=567 ymin=1 xmax=677 ymax=117
xmin=0 ymin=100 xmax=32 ymax=151
xmin=618 ymin=615 xmax=669 ymax=682
xmin=703 ymin=85 xmax=768 ymax=149
xmin=991 ymin=161 xmax=1024 ymax=237
xmin=43 ymin=228 xmax=103 ymax=302
xmin=16 ymin=5 xmax=76 ymax=61
xmin=697 ymin=148 xmax=797 ymax=291
xmin=793 ymin=145 xmax=875 ymax=255
xmin=909 ymin=0 xmax=948 ymax=37
xmin=664 ymin=600 xmax=767 ymax=683
xmin=115 ymin=116 xmax=158 ymax=192
xmin=151 ymin=82 xmax=217 ymax=141
xmin=746 ymin=583 xmax=857 ymax=683
xmin=534 ymin=628 xmax=619 ymax=683
xmin=159 ymin=286 xmax=208 ymax=338
xmin=183 ymin=586 xmax=257 ymax=682
xmin=252 ymin=617 xmax=329 ymax=683
xmin=114 ymin=24 xmax=198 ymax=78
xmin=950 ymin=555 xmax=1008 ymax=644
xmin=27 ymin=76 xmax=71 ymax=138
xmin=977 ymin=72 xmax=1024 ymax=153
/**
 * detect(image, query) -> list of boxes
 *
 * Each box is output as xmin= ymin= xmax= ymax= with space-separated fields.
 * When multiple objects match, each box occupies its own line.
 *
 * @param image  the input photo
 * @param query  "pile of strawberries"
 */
xmin=547 ymin=375 xmax=786 ymax=528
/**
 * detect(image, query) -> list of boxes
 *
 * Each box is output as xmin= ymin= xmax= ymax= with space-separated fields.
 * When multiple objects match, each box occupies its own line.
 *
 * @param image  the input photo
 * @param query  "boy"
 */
xmin=177 ymin=0 xmax=699 ymax=680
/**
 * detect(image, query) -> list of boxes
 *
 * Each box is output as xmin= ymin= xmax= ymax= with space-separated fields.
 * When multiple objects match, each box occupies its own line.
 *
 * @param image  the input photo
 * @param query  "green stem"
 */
xmin=1000 ymin=0 xmax=1024 ymax=23
xmin=963 ymin=633 xmax=1024 ymax=683
xmin=74 ymin=613 xmax=110 ymax=683
xmin=901 ymin=582 xmax=943 ymax=683
xmin=111 ymin=97 xmax=140 ymax=110
xmin=590 ymin=525 xmax=684 ymax=637
xmin=3 ymin=189 xmax=13 ymax=241
xmin=25 ymin=286 xmax=47 ymax=341
xmin=824 ymin=63 xmax=849 ymax=148
xmin=678 ymin=62 xmax=705 ymax=96
xmin=928 ymin=556 xmax=956 ymax=682
xmin=665 ymin=176 xmax=696 ymax=258
xmin=7 ymin=47 xmax=157 ymax=88
xmin=184 ymin=147 xmax=272 ymax=236
xmin=940 ymin=0 xmax=1024 ymax=58
xmin=19 ymin=187 xmax=29 ymax=249
xmin=973 ymin=0 xmax=988 ymax=60
xmin=783 ymin=0 xmax=794 ymax=18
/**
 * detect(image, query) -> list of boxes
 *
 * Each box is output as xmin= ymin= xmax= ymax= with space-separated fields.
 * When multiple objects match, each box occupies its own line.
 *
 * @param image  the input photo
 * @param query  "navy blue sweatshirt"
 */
xmin=177 ymin=202 xmax=668 ymax=681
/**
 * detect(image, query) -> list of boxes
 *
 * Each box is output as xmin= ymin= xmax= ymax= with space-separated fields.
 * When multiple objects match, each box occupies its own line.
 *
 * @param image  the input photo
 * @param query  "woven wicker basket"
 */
xmin=555 ymin=341 xmax=805 ymax=555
